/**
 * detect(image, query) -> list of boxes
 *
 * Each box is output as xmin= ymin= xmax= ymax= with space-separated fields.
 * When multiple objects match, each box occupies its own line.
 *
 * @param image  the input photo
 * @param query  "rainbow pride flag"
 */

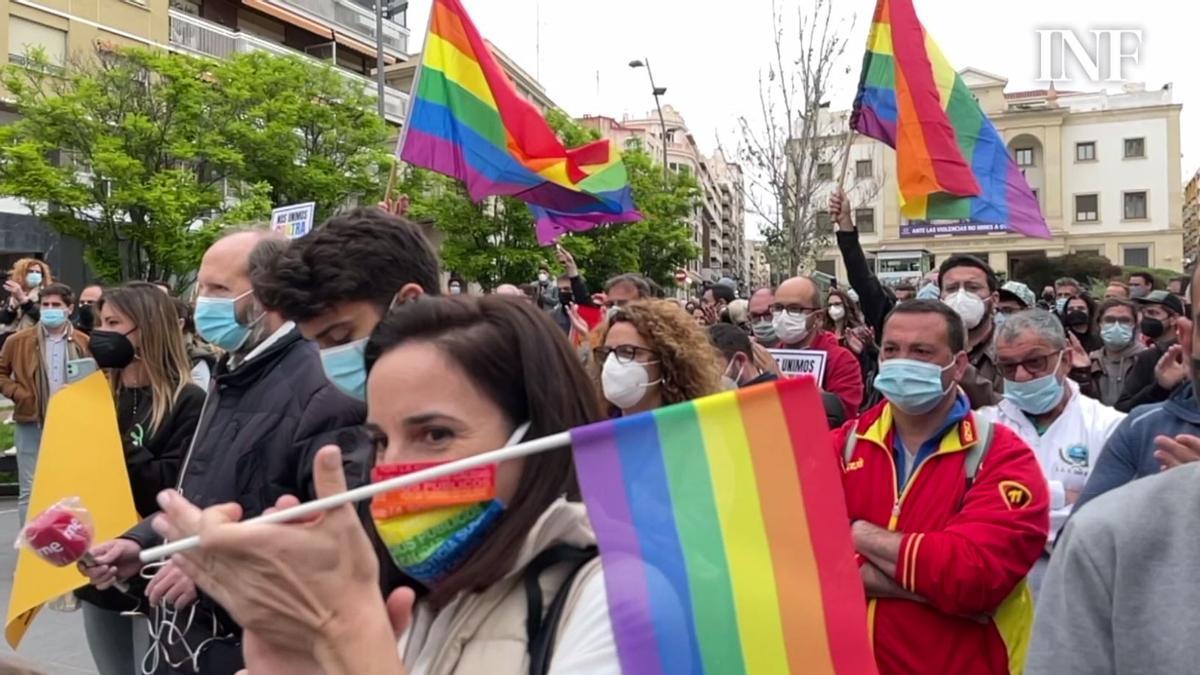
xmin=399 ymin=0 xmax=641 ymax=244
xmin=851 ymin=0 xmax=1050 ymax=239
xmin=571 ymin=377 xmax=877 ymax=675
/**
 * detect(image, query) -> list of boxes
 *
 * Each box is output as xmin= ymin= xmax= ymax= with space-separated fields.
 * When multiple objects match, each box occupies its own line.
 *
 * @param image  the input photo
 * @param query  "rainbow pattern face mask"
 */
xmin=370 ymin=462 xmax=503 ymax=587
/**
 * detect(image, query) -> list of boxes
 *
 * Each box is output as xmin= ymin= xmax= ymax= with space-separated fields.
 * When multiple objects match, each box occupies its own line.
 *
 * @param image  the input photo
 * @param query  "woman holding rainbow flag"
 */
xmin=148 ymin=296 xmax=629 ymax=674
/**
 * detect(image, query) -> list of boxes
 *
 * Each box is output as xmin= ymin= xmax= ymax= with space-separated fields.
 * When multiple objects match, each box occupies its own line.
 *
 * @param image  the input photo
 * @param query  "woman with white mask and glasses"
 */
xmin=147 ymin=296 xmax=633 ymax=675
xmin=592 ymin=300 xmax=721 ymax=416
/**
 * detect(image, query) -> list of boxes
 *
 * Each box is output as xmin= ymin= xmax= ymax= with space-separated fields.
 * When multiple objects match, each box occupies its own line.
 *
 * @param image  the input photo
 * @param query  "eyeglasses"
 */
xmin=769 ymin=303 xmax=819 ymax=317
xmin=594 ymin=344 xmax=657 ymax=365
xmin=997 ymin=350 xmax=1063 ymax=379
xmin=749 ymin=309 xmax=774 ymax=321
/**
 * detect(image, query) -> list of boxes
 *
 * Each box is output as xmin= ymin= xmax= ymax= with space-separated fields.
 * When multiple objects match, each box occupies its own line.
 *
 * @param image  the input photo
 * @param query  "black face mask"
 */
xmin=1140 ymin=317 xmax=1165 ymax=341
xmin=72 ymin=305 xmax=96 ymax=332
xmin=90 ymin=329 xmax=136 ymax=369
xmin=558 ymin=290 xmax=574 ymax=306
xmin=1065 ymin=310 xmax=1090 ymax=328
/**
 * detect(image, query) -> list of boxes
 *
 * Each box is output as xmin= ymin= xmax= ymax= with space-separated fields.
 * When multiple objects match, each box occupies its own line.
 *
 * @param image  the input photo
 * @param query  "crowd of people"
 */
xmin=0 ymin=188 xmax=1196 ymax=674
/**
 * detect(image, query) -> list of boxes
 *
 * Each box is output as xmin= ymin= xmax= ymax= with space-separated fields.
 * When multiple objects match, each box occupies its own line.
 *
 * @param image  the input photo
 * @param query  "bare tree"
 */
xmin=735 ymin=0 xmax=870 ymax=279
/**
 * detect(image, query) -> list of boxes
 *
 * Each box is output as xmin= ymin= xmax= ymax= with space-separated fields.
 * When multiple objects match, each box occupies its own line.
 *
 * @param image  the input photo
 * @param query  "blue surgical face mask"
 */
xmin=994 ymin=312 xmax=1009 ymax=331
xmin=874 ymin=358 xmax=955 ymax=415
xmin=1003 ymin=359 xmax=1066 ymax=415
xmin=320 ymin=338 xmax=368 ymax=401
xmin=194 ymin=290 xmax=257 ymax=351
xmin=1100 ymin=323 xmax=1134 ymax=350
xmin=1055 ymin=297 xmax=1068 ymax=314
xmin=25 ymin=272 xmax=43 ymax=288
xmin=40 ymin=307 xmax=67 ymax=328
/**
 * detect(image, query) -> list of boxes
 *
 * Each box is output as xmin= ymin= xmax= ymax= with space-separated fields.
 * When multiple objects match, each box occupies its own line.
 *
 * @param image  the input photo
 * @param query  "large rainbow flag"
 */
xmin=850 ymin=0 xmax=1050 ymax=239
xmin=399 ymin=0 xmax=641 ymax=244
xmin=571 ymin=377 xmax=877 ymax=674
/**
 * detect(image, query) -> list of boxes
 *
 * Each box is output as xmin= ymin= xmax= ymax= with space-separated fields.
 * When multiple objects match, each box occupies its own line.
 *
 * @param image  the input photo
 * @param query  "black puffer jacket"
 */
xmin=126 ymin=326 xmax=369 ymax=545
xmin=120 ymin=326 xmax=369 ymax=674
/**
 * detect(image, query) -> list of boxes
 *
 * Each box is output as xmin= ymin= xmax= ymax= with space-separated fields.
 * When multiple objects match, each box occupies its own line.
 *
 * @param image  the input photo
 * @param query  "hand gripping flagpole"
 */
xmin=139 ymin=423 xmax=568 ymax=563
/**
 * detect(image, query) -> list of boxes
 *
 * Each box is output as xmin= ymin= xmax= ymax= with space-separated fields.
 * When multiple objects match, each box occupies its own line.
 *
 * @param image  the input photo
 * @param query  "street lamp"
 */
xmin=629 ymin=58 xmax=669 ymax=183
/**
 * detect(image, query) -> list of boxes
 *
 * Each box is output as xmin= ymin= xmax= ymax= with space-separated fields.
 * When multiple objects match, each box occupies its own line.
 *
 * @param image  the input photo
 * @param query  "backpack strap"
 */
xmin=841 ymin=420 xmax=860 ymax=466
xmin=524 ymin=544 xmax=599 ymax=675
xmin=963 ymin=415 xmax=995 ymax=488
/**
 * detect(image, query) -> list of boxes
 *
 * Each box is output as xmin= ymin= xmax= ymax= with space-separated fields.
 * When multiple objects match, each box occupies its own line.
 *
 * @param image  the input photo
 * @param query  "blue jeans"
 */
xmin=82 ymin=600 xmax=151 ymax=675
xmin=15 ymin=421 xmax=42 ymax=526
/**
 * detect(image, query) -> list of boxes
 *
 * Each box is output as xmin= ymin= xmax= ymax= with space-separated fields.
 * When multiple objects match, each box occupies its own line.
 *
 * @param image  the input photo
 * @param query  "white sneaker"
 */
xmin=2 ymin=446 xmax=14 ymax=456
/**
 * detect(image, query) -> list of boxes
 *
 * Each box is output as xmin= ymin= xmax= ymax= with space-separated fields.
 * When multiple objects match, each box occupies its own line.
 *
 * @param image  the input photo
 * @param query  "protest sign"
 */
xmin=270 ymin=202 xmax=316 ymax=239
xmin=769 ymin=349 xmax=827 ymax=384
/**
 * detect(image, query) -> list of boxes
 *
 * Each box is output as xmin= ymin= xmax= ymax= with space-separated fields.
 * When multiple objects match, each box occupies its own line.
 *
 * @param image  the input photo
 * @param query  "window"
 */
xmin=815 ymin=259 xmax=837 ymax=277
xmin=817 ymin=162 xmax=834 ymax=181
xmin=855 ymin=208 xmax=876 ymax=234
xmin=1073 ymin=248 xmax=1102 ymax=257
xmin=855 ymin=160 xmax=873 ymax=179
xmin=1014 ymin=147 xmax=1035 ymax=167
xmin=1075 ymin=142 xmax=1097 ymax=162
xmin=8 ymin=17 xmax=67 ymax=72
xmin=1123 ymin=191 xmax=1148 ymax=220
xmin=815 ymin=210 xmax=832 ymax=230
xmin=1122 ymin=246 xmax=1150 ymax=268
xmin=1075 ymin=194 xmax=1099 ymax=222
xmin=1124 ymin=137 xmax=1146 ymax=159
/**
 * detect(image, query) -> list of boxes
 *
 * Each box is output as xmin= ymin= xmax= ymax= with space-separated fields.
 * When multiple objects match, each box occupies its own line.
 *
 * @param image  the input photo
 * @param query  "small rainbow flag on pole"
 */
xmin=850 ymin=0 xmax=1050 ymax=239
xmin=399 ymin=0 xmax=642 ymax=244
xmin=571 ymin=377 xmax=877 ymax=674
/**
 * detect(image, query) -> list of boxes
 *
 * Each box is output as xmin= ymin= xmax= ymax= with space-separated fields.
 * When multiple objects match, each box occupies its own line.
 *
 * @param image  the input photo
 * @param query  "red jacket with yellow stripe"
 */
xmin=833 ymin=400 xmax=1050 ymax=675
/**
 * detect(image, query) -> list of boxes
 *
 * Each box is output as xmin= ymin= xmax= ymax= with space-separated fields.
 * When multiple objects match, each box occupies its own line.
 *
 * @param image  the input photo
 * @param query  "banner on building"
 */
xmin=270 ymin=202 xmax=317 ymax=239
xmin=899 ymin=221 xmax=1008 ymax=238
xmin=769 ymin=349 xmax=827 ymax=384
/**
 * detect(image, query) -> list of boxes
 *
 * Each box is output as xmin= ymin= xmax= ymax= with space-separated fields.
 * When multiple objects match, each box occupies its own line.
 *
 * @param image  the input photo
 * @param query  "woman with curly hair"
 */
xmin=592 ymin=299 xmax=722 ymax=415
xmin=1 ymin=258 xmax=53 ymax=342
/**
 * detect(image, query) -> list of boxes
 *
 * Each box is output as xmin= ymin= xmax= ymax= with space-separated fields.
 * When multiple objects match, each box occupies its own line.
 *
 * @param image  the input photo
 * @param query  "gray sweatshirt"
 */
xmin=1027 ymin=461 xmax=1200 ymax=674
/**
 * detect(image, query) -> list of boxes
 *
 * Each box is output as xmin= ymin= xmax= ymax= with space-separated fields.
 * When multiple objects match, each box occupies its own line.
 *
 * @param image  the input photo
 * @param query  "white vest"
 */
xmin=979 ymin=380 xmax=1125 ymax=542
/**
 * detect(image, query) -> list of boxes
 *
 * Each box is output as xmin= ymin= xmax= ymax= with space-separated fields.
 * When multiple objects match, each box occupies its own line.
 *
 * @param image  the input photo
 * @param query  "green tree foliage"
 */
xmin=1015 ymin=253 xmax=1123 ymax=294
xmin=397 ymin=115 xmax=699 ymax=292
xmin=0 ymin=47 xmax=390 ymax=284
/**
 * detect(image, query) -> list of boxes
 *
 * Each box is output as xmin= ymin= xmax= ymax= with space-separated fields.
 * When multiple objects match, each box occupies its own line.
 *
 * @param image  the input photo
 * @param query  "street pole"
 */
xmin=644 ymin=59 xmax=669 ymax=184
xmin=629 ymin=58 xmax=669 ymax=184
xmin=375 ymin=0 xmax=386 ymax=119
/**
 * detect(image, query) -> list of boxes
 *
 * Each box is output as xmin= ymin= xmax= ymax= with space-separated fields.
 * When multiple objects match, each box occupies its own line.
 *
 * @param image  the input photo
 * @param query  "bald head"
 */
xmin=495 ymin=284 xmax=523 ymax=297
xmin=774 ymin=276 xmax=823 ymax=310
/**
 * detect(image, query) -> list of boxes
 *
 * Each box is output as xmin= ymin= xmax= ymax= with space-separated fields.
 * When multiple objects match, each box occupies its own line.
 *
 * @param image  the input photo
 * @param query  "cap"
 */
xmin=999 ymin=281 xmax=1036 ymax=309
xmin=1137 ymin=290 xmax=1185 ymax=316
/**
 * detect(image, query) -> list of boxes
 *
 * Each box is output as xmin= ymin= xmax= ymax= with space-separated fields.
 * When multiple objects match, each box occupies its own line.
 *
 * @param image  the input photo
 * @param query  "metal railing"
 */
xmin=282 ymin=0 xmax=408 ymax=54
xmin=168 ymin=10 xmax=408 ymax=123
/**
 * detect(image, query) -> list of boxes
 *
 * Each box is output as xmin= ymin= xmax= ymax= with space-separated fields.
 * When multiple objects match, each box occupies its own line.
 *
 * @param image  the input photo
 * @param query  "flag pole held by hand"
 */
xmin=138 ymin=423 xmax=563 ymax=563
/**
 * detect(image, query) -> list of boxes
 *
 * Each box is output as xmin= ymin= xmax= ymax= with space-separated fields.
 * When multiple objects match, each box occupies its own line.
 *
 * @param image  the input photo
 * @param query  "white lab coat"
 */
xmin=979 ymin=379 xmax=1126 ymax=542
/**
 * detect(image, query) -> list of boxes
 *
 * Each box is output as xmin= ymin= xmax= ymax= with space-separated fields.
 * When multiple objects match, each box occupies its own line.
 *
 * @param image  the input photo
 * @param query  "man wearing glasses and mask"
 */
xmin=770 ymin=276 xmax=863 ymax=418
xmin=978 ymin=309 xmax=1125 ymax=593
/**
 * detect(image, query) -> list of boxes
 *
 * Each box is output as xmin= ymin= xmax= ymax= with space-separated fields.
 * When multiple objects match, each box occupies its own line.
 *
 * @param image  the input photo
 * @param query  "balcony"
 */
xmin=168 ymin=10 xmax=408 ymax=124
xmin=283 ymin=0 xmax=409 ymax=55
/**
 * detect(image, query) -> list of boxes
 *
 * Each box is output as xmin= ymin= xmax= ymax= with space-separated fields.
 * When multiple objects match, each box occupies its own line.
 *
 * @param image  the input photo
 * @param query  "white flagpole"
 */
xmin=139 ymin=425 xmax=569 ymax=563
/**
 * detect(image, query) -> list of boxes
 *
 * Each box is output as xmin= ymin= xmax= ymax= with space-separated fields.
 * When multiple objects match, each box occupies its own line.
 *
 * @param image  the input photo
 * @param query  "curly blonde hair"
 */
xmin=9 ymin=258 xmax=52 ymax=288
xmin=593 ymin=299 xmax=722 ymax=406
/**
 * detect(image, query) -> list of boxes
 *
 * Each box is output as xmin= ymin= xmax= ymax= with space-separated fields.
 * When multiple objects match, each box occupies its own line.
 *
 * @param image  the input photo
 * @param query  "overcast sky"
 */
xmin=408 ymin=0 xmax=1197 ymax=201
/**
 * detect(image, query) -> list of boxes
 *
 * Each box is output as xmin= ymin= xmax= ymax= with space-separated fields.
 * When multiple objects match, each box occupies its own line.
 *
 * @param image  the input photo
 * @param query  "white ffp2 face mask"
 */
xmin=602 ymin=354 xmax=660 ymax=410
xmin=942 ymin=288 xmax=987 ymax=330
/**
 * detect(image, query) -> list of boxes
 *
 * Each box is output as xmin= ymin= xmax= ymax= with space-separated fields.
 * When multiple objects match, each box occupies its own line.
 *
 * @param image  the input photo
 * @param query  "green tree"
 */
xmin=397 ymin=116 xmax=699 ymax=291
xmin=0 ymin=46 xmax=390 ymax=284
xmin=213 ymin=51 xmax=391 ymax=222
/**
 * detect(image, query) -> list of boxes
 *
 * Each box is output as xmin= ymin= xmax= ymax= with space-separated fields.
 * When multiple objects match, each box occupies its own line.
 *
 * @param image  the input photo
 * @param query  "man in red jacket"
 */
xmin=772 ymin=275 xmax=864 ymax=417
xmin=833 ymin=299 xmax=1049 ymax=675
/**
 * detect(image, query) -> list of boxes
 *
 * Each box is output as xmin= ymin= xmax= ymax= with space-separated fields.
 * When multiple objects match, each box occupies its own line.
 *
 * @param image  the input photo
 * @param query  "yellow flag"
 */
xmin=5 ymin=372 xmax=139 ymax=647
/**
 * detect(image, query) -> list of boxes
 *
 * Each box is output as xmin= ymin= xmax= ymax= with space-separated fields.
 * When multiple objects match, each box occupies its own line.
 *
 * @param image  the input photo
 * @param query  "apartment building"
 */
xmin=747 ymin=238 xmax=771 ymax=289
xmin=385 ymin=39 xmax=556 ymax=115
xmin=812 ymin=68 xmax=1185 ymax=285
